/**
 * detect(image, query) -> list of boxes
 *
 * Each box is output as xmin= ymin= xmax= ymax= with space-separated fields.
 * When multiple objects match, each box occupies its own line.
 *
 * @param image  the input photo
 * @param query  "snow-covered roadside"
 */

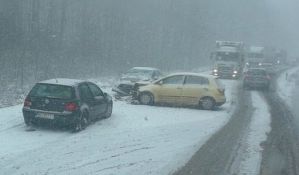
xmin=0 ymin=80 xmax=237 ymax=175
xmin=277 ymin=66 xmax=299 ymax=107
xmin=238 ymin=92 xmax=271 ymax=175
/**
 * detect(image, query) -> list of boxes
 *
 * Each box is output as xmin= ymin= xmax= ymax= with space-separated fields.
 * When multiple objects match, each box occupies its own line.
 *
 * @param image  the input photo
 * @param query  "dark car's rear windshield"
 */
xmin=247 ymin=70 xmax=266 ymax=76
xmin=29 ymin=83 xmax=75 ymax=99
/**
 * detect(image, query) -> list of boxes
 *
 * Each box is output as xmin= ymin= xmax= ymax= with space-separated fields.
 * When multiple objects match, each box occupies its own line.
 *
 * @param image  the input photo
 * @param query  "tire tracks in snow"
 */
xmin=260 ymin=91 xmax=299 ymax=175
xmin=173 ymin=84 xmax=254 ymax=175
xmin=173 ymin=88 xmax=273 ymax=175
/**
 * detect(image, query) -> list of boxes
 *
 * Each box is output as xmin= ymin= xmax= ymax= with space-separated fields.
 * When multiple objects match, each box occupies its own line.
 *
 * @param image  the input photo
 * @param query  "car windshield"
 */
xmin=29 ymin=84 xmax=75 ymax=99
xmin=216 ymin=52 xmax=240 ymax=62
xmin=248 ymin=53 xmax=264 ymax=59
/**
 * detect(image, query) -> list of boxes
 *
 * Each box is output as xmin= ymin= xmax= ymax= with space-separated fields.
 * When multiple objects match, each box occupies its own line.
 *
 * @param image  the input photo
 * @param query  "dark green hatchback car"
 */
xmin=23 ymin=78 xmax=113 ymax=132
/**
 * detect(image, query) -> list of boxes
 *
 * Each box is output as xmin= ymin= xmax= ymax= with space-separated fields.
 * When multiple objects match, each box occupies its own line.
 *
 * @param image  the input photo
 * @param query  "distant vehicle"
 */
xmin=245 ymin=46 xmax=265 ymax=70
xmin=258 ymin=62 xmax=276 ymax=75
xmin=243 ymin=68 xmax=271 ymax=90
xmin=112 ymin=67 xmax=163 ymax=97
xmin=22 ymin=79 xmax=113 ymax=132
xmin=211 ymin=41 xmax=245 ymax=79
xmin=136 ymin=73 xmax=226 ymax=110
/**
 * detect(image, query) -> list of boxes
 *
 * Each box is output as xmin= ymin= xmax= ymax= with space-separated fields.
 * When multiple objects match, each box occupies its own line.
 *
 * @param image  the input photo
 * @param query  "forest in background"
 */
xmin=0 ymin=0 xmax=293 ymax=106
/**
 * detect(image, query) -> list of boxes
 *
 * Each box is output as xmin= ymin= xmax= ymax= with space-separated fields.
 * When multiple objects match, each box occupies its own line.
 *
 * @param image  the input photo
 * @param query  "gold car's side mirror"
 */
xmin=156 ymin=81 xmax=163 ymax=85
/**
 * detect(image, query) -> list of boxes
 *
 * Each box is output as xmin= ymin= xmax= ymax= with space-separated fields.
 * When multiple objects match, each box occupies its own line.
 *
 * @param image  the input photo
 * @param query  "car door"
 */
xmin=87 ymin=82 xmax=107 ymax=117
xmin=154 ymin=75 xmax=184 ymax=104
xmin=181 ymin=76 xmax=210 ymax=105
xmin=78 ymin=83 xmax=99 ymax=119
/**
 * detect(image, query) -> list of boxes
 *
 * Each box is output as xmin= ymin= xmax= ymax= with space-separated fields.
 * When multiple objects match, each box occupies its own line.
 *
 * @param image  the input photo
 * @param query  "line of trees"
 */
xmin=0 ymin=0 xmax=278 ymax=104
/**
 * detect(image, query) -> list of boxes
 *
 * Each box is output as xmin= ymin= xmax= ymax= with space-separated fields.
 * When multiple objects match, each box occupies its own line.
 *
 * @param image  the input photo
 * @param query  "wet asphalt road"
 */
xmin=259 ymin=71 xmax=299 ymax=175
xmin=173 ymin=83 xmax=254 ymax=175
xmin=260 ymin=89 xmax=299 ymax=175
xmin=174 ymin=71 xmax=299 ymax=175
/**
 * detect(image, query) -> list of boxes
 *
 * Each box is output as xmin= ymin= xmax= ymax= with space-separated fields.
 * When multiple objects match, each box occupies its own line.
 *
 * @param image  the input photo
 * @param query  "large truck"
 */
xmin=245 ymin=46 xmax=265 ymax=68
xmin=211 ymin=41 xmax=245 ymax=79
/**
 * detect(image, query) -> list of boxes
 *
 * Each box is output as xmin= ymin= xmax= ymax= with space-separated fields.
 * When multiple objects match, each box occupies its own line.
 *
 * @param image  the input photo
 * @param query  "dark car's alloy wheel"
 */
xmin=73 ymin=112 xmax=88 ymax=132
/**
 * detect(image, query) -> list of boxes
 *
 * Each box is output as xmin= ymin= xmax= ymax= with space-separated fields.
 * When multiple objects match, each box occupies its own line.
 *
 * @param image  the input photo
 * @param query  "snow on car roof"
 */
xmin=167 ymin=72 xmax=215 ymax=78
xmin=217 ymin=46 xmax=239 ymax=53
xmin=249 ymin=46 xmax=264 ymax=53
xmin=38 ymin=78 xmax=84 ymax=86
xmin=247 ymin=68 xmax=267 ymax=71
xmin=131 ymin=67 xmax=159 ymax=71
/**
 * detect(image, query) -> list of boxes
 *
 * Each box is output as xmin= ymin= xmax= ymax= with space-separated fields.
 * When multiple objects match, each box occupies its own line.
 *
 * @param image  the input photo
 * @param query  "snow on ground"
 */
xmin=277 ymin=66 xmax=299 ymax=107
xmin=0 ymin=79 xmax=237 ymax=175
xmin=238 ymin=92 xmax=271 ymax=175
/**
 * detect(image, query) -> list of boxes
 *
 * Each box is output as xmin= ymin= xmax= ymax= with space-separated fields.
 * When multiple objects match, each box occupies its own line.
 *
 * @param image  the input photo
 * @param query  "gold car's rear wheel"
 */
xmin=139 ymin=92 xmax=154 ymax=105
xmin=200 ymin=97 xmax=215 ymax=110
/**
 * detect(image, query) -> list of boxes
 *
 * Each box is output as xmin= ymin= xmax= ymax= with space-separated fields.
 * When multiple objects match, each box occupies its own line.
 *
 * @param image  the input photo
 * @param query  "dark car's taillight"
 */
xmin=24 ymin=97 xmax=32 ymax=108
xmin=64 ymin=102 xmax=78 ymax=112
xmin=266 ymin=75 xmax=271 ymax=80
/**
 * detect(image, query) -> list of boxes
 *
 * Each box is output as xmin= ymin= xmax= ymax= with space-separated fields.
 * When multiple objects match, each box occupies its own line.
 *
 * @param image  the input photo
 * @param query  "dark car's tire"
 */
xmin=139 ymin=92 xmax=154 ymax=105
xmin=200 ymin=97 xmax=215 ymax=110
xmin=104 ymin=103 xmax=113 ymax=118
xmin=243 ymin=83 xmax=248 ymax=90
xmin=72 ymin=111 xmax=89 ymax=132
xmin=24 ymin=117 xmax=32 ymax=126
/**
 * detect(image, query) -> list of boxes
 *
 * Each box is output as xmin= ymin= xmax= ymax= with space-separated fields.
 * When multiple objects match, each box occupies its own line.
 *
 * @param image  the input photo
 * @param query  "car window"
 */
xmin=162 ymin=75 xmax=184 ymax=85
xmin=87 ymin=83 xmax=103 ymax=97
xmin=29 ymin=84 xmax=75 ymax=99
xmin=79 ymin=83 xmax=94 ymax=100
xmin=185 ymin=76 xmax=209 ymax=85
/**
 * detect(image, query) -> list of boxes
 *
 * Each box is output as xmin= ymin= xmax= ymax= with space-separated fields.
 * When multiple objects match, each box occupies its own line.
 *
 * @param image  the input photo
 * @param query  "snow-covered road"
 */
xmin=238 ymin=92 xmax=271 ymax=175
xmin=0 ymin=80 xmax=237 ymax=175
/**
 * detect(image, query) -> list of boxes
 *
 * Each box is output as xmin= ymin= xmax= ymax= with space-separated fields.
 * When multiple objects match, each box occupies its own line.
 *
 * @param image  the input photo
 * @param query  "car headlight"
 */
xmin=213 ymin=69 xmax=218 ymax=73
xmin=233 ymin=70 xmax=238 ymax=74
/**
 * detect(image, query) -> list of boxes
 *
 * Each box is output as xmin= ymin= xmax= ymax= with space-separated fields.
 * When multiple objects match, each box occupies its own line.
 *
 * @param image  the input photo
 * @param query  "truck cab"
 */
xmin=211 ymin=41 xmax=245 ymax=79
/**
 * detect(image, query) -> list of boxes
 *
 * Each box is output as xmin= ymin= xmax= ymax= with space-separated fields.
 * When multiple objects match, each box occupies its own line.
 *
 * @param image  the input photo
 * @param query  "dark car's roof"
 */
xmin=247 ymin=68 xmax=267 ymax=72
xmin=130 ymin=67 xmax=160 ymax=71
xmin=38 ymin=78 xmax=85 ymax=86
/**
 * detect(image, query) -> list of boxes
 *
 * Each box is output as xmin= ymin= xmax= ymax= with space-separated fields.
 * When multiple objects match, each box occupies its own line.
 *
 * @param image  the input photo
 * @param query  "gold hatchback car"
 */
xmin=136 ymin=73 xmax=226 ymax=110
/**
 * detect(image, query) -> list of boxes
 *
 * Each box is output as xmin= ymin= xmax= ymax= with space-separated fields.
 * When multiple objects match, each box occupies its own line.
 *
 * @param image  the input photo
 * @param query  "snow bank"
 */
xmin=277 ymin=67 xmax=299 ymax=107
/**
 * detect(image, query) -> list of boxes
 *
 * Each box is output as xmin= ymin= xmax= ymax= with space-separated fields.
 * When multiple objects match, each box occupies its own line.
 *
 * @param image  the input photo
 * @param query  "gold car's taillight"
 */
xmin=218 ymin=89 xmax=225 ymax=95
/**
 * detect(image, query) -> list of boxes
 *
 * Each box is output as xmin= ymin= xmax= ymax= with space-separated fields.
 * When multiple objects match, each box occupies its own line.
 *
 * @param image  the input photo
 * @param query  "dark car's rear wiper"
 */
xmin=31 ymin=95 xmax=66 ymax=100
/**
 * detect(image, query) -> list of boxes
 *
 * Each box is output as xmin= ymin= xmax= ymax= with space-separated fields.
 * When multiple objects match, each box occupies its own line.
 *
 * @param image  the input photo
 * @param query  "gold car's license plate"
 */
xmin=36 ymin=113 xmax=54 ymax=120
